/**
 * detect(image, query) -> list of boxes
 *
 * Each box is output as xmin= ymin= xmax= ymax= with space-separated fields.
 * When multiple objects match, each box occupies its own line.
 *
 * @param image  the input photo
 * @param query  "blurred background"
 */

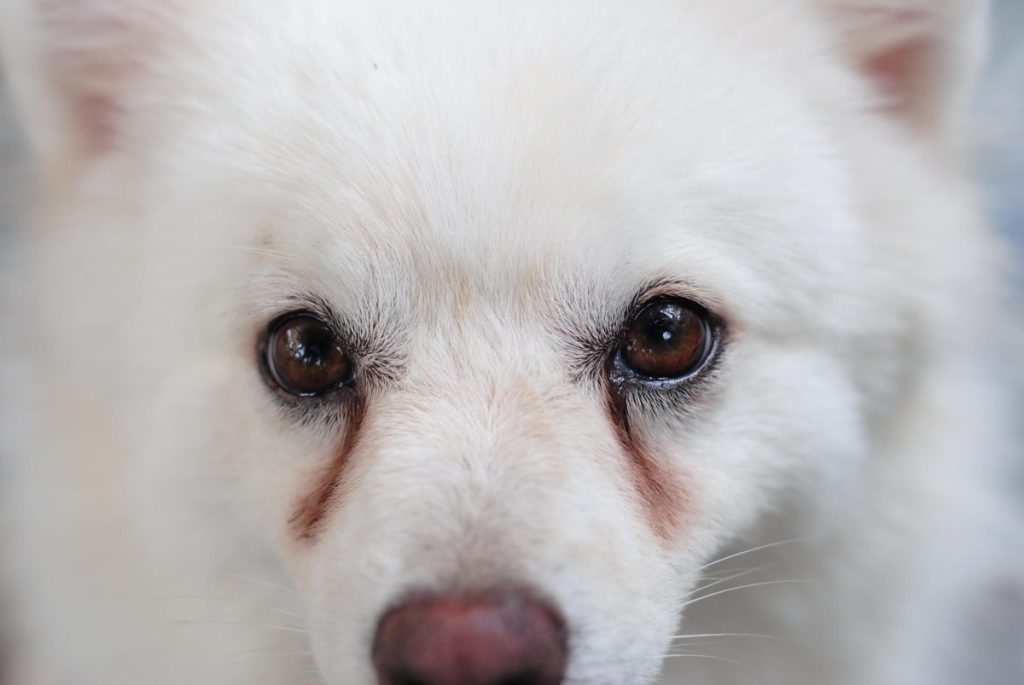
xmin=979 ymin=0 xmax=1024 ymax=289
xmin=973 ymin=6 xmax=1024 ymax=683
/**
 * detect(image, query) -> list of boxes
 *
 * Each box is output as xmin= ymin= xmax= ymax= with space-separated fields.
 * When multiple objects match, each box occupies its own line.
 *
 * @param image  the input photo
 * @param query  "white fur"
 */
xmin=1 ymin=1 xmax=1020 ymax=684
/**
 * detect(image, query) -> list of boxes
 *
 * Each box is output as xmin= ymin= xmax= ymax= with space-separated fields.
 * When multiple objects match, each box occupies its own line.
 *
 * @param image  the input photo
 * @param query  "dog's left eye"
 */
xmin=263 ymin=313 xmax=354 ymax=397
xmin=616 ymin=298 xmax=715 ymax=381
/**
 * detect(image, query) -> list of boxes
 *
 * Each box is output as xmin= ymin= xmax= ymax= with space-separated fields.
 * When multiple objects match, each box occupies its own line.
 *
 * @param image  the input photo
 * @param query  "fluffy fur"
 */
xmin=0 ymin=1 xmax=1019 ymax=684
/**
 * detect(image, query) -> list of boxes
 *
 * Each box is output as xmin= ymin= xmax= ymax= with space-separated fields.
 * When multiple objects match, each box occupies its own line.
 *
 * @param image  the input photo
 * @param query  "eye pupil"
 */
xmin=285 ymin=326 xmax=328 ymax=367
xmin=619 ymin=299 xmax=712 ymax=380
xmin=265 ymin=314 xmax=353 ymax=396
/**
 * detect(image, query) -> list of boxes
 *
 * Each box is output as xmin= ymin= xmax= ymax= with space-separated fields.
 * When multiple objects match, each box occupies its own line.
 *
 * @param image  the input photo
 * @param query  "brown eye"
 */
xmin=619 ymin=299 xmax=714 ymax=380
xmin=264 ymin=313 xmax=353 ymax=396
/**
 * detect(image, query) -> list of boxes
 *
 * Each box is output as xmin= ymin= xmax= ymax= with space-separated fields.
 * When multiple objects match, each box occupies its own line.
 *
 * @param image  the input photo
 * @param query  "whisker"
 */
xmin=663 ymin=652 xmax=755 ymax=670
xmin=692 ymin=563 xmax=780 ymax=595
xmin=222 ymin=649 xmax=316 ymax=668
xmin=141 ymin=595 xmax=241 ymax=602
xmin=683 ymin=579 xmax=812 ymax=609
xmin=666 ymin=639 xmax=725 ymax=651
xmin=226 ymin=572 xmax=300 ymax=595
xmin=169 ymin=611 xmax=303 ymax=627
xmin=671 ymin=631 xmax=788 ymax=643
xmin=268 ymin=606 xmax=306 ymax=620
xmin=697 ymin=537 xmax=813 ymax=573
xmin=170 ymin=618 xmax=309 ymax=635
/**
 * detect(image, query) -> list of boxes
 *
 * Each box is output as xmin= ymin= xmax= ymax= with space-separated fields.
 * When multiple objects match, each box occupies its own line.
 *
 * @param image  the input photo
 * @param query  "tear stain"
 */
xmin=605 ymin=391 xmax=686 ymax=543
xmin=290 ymin=400 xmax=366 ymax=541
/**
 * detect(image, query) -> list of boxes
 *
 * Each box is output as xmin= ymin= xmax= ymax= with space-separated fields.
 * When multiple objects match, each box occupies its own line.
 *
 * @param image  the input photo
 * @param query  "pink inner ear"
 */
xmin=62 ymin=87 xmax=121 ymax=156
xmin=38 ymin=2 xmax=164 ymax=158
xmin=829 ymin=1 xmax=970 ymax=132
xmin=862 ymin=34 xmax=935 ymax=119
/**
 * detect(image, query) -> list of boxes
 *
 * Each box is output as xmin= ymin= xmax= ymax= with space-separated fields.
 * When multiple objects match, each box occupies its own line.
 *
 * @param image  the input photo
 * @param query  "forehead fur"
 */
xmin=124 ymin=0 xmax=870 ymax=335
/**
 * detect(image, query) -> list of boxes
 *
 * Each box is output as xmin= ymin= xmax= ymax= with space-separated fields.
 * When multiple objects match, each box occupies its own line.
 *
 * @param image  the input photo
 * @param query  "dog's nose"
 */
xmin=372 ymin=589 xmax=567 ymax=685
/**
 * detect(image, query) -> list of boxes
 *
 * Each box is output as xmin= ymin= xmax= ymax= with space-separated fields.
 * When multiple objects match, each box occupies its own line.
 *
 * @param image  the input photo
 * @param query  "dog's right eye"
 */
xmin=614 ymin=297 xmax=717 ymax=382
xmin=263 ymin=313 xmax=354 ymax=397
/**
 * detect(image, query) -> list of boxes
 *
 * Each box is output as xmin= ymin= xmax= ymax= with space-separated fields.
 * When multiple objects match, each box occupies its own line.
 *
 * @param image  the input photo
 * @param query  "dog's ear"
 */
xmin=1 ymin=0 xmax=175 ymax=174
xmin=820 ymin=0 xmax=988 ymax=142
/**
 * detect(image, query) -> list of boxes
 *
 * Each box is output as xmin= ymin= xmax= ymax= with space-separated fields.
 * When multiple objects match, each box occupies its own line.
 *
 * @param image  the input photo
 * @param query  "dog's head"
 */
xmin=2 ymin=1 xmax=994 ymax=683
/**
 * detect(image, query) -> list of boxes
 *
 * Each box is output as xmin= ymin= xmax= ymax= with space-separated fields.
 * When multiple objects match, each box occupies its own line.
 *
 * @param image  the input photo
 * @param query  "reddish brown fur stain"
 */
xmin=605 ymin=392 xmax=687 ymax=543
xmin=290 ymin=401 xmax=366 ymax=541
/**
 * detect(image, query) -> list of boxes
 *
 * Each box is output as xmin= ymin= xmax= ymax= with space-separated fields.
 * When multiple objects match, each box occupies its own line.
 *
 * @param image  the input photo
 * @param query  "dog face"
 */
xmin=1 ymin=1 xmax=990 ymax=683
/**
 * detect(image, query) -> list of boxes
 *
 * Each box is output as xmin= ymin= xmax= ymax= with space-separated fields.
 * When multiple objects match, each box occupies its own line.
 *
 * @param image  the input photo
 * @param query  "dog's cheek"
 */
xmin=666 ymin=343 xmax=867 ymax=547
xmin=128 ymin=356 xmax=322 ymax=571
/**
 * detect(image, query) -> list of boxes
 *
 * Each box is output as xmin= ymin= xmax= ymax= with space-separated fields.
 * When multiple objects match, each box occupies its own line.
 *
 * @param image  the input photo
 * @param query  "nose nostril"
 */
xmin=373 ymin=588 xmax=566 ymax=685
xmin=393 ymin=674 xmax=430 ymax=685
xmin=496 ymin=672 xmax=540 ymax=685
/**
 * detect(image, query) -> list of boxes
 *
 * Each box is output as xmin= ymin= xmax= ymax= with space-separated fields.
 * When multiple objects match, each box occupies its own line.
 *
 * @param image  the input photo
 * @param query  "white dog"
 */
xmin=1 ymin=1 xmax=1020 ymax=684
